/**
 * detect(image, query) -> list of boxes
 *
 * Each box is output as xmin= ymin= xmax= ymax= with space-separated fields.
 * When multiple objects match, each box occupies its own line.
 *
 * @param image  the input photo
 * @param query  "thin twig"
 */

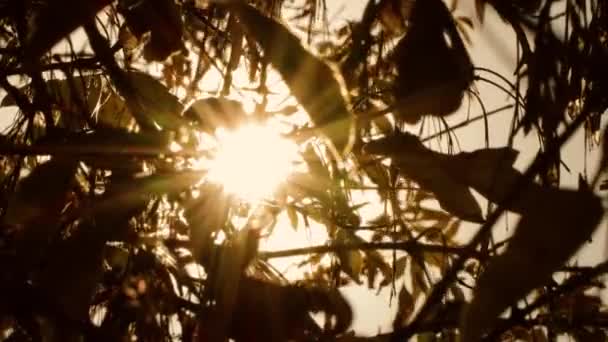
xmin=421 ymin=104 xmax=514 ymax=142
xmin=258 ymin=241 xmax=478 ymax=260
xmin=0 ymin=143 xmax=201 ymax=158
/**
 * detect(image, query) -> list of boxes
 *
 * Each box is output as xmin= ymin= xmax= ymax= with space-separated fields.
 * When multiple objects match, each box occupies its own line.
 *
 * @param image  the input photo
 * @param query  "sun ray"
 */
xmin=204 ymin=123 xmax=300 ymax=202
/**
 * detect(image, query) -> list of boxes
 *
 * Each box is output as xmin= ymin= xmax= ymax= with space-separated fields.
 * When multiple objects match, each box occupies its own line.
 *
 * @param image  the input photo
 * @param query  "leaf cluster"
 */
xmin=0 ymin=0 xmax=607 ymax=341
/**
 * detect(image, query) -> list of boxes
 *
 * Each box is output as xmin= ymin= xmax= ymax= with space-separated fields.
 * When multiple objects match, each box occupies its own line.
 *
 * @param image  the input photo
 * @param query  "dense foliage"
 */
xmin=0 ymin=0 xmax=607 ymax=341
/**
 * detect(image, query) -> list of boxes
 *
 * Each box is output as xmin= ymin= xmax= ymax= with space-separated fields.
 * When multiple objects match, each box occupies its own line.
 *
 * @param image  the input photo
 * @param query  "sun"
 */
xmin=204 ymin=123 xmax=299 ymax=201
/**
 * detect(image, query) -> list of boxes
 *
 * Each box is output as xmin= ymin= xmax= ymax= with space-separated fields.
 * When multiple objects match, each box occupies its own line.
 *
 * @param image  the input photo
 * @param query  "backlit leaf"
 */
xmin=231 ymin=3 xmax=355 ymax=156
xmin=286 ymin=205 xmax=299 ymax=230
xmin=126 ymin=71 xmax=187 ymax=130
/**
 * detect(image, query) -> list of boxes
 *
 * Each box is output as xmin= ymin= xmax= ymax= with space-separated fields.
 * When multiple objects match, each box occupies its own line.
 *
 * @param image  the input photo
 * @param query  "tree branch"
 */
xmin=259 ymin=241 xmax=477 ymax=260
xmin=390 ymin=103 xmax=595 ymax=342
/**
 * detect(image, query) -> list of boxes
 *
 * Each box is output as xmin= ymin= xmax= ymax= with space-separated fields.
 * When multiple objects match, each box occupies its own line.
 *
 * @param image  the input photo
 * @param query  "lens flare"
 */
xmin=205 ymin=124 xmax=299 ymax=201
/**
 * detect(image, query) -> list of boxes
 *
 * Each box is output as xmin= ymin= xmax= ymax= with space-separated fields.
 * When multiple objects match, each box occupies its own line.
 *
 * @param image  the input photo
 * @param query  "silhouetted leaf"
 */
xmin=37 ymin=223 xmax=105 ymax=320
xmin=231 ymin=3 xmax=355 ymax=155
xmin=23 ymin=0 xmax=113 ymax=60
xmin=461 ymin=184 xmax=603 ymax=341
xmin=119 ymin=0 xmax=185 ymax=61
xmin=210 ymin=276 xmax=352 ymax=341
xmin=394 ymin=255 xmax=408 ymax=279
xmin=364 ymin=134 xmax=484 ymax=222
xmin=393 ymin=285 xmax=415 ymax=328
xmin=3 ymin=157 xmax=77 ymax=269
xmin=126 ymin=71 xmax=187 ymax=130
xmin=186 ymin=184 xmax=233 ymax=261
xmin=1 ymin=75 xmax=137 ymax=129
xmin=335 ymin=228 xmax=363 ymax=284
xmin=1 ymin=74 xmax=103 ymax=109
xmin=392 ymin=0 xmax=473 ymax=124
xmin=4 ymin=157 xmax=76 ymax=229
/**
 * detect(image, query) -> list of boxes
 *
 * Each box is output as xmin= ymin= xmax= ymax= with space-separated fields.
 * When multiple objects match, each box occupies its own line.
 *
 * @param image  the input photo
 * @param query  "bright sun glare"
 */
xmin=205 ymin=124 xmax=299 ymax=201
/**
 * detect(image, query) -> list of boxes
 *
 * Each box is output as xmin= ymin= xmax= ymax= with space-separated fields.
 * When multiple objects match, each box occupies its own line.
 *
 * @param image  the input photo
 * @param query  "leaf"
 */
xmin=364 ymin=133 xmax=484 ymax=222
xmin=4 ymin=157 xmax=77 ymax=268
xmin=37 ymin=223 xmax=105 ymax=320
xmin=335 ymin=228 xmax=363 ymax=284
xmin=475 ymin=0 xmax=486 ymax=23
xmin=394 ymin=255 xmax=409 ymax=279
xmin=182 ymin=97 xmax=248 ymax=134
xmin=393 ymin=285 xmax=415 ymax=329
xmin=4 ymin=157 xmax=76 ymax=229
xmin=417 ymin=332 xmax=437 ymax=342
xmin=1 ymin=75 xmax=137 ymax=129
xmin=23 ymin=0 xmax=113 ymax=60
xmin=286 ymin=205 xmax=299 ymax=230
xmin=410 ymin=260 xmax=429 ymax=294
xmin=126 ymin=71 xmax=187 ymax=130
xmin=119 ymin=0 xmax=185 ymax=61
xmin=216 ymin=276 xmax=352 ymax=341
xmin=186 ymin=184 xmax=232 ymax=261
xmin=461 ymin=184 xmax=604 ymax=341
xmin=1 ymin=74 xmax=103 ymax=110
xmin=392 ymin=0 xmax=473 ymax=124
xmin=377 ymin=0 xmax=411 ymax=36
xmin=532 ymin=328 xmax=548 ymax=342
xmin=443 ymin=147 xmax=519 ymax=207
xmin=52 ymin=127 xmax=170 ymax=170
xmin=231 ymin=3 xmax=355 ymax=156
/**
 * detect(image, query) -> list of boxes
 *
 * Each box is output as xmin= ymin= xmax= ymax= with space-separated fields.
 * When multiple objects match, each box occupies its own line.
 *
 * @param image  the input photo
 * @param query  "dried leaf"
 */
xmin=232 ymin=3 xmax=355 ymax=155
xmin=461 ymin=184 xmax=603 ymax=341
xmin=23 ymin=0 xmax=113 ymax=60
